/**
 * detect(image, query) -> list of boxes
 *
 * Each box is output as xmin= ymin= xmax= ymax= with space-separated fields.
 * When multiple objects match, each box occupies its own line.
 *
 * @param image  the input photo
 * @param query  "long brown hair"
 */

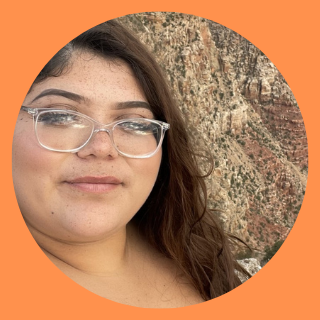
xmin=31 ymin=19 xmax=250 ymax=300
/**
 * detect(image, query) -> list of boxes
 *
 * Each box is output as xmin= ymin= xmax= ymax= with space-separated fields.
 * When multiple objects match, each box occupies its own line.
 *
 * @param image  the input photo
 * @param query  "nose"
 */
xmin=76 ymin=129 xmax=119 ymax=159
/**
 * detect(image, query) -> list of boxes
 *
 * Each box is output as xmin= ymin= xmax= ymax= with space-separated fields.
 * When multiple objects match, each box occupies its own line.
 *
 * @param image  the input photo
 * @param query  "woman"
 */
xmin=12 ymin=20 xmax=250 ymax=308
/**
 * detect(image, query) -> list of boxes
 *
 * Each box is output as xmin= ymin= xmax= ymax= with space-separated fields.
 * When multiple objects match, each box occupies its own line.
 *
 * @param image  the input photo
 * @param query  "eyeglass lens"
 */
xmin=35 ymin=110 xmax=162 ymax=156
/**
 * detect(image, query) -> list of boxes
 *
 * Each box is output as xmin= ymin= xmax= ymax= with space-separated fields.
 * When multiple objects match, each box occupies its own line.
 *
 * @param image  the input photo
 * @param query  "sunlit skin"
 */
xmin=12 ymin=52 xmax=204 ymax=307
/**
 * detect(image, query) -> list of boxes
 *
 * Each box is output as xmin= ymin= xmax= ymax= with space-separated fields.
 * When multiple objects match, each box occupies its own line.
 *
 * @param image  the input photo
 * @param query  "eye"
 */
xmin=37 ymin=111 xmax=82 ymax=126
xmin=117 ymin=120 xmax=157 ymax=135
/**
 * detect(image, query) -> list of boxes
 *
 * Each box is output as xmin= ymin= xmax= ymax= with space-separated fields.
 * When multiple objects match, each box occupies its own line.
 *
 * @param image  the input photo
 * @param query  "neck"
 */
xmin=26 ymin=221 xmax=135 ymax=276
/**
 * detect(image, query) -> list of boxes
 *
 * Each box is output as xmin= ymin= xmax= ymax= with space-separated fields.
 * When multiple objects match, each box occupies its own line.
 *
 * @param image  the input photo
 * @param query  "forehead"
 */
xmin=25 ymin=52 xmax=147 ymax=106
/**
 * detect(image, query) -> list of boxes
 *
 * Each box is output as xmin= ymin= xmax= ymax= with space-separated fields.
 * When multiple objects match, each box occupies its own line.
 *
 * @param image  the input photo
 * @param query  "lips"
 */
xmin=65 ymin=176 xmax=122 ymax=193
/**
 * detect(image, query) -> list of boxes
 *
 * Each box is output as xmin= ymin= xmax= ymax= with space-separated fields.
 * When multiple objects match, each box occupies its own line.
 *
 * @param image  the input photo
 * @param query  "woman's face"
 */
xmin=12 ymin=52 xmax=162 ymax=242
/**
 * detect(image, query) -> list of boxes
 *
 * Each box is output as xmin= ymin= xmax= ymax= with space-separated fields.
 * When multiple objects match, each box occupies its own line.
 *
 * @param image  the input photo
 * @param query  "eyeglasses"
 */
xmin=21 ymin=106 xmax=170 ymax=159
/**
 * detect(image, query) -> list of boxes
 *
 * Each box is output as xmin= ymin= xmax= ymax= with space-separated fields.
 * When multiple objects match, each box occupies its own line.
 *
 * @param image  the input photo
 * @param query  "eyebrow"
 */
xmin=115 ymin=101 xmax=152 ymax=112
xmin=31 ymin=89 xmax=86 ymax=103
xmin=30 ymin=88 xmax=152 ymax=111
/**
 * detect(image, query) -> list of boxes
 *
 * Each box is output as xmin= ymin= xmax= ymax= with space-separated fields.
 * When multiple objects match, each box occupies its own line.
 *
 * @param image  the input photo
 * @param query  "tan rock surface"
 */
xmin=117 ymin=12 xmax=308 ymax=262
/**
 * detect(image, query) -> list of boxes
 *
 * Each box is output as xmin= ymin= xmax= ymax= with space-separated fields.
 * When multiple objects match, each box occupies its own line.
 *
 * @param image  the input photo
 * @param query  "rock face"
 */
xmin=117 ymin=12 xmax=308 ymax=262
xmin=209 ymin=21 xmax=308 ymax=171
xmin=237 ymin=258 xmax=262 ymax=282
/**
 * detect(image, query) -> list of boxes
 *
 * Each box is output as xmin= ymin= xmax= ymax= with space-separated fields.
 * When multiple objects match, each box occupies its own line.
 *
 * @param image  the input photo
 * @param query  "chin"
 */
xmin=55 ymin=208 xmax=131 ymax=242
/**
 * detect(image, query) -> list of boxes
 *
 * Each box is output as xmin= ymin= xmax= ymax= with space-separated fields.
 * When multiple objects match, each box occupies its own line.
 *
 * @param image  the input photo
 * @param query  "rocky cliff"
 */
xmin=117 ymin=12 xmax=308 ymax=261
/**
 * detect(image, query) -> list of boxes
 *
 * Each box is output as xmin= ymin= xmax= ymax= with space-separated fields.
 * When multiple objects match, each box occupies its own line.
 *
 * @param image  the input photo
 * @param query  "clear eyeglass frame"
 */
xmin=21 ymin=106 xmax=170 ymax=159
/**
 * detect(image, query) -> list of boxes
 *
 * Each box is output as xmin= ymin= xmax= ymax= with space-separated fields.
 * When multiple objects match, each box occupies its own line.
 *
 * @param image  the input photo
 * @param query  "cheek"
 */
xmin=12 ymin=129 xmax=60 ymax=213
xmin=128 ymin=151 xmax=162 ymax=197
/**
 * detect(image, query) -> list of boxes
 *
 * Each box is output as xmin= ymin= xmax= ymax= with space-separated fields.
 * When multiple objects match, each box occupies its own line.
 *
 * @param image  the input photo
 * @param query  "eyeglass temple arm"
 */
xmin=21 ymin=106 xmax=38 ymax=116
xmin=21 ymin=106 xmax=39 ymax=131
xmin=162 ymin=123 xmax=170 ymax=130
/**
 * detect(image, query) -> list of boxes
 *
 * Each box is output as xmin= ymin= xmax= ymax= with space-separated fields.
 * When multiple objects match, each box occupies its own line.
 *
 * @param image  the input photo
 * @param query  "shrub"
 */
xmin=262 ymin=240 xmax=284 ymax=263
xmin=236 ymin=249 xmax=253 ymax=260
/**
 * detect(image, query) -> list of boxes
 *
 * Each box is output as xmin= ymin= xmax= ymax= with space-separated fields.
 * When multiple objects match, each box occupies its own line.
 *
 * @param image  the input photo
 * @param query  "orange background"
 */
xmin=1 ymin=0 xmax=319 ymax=319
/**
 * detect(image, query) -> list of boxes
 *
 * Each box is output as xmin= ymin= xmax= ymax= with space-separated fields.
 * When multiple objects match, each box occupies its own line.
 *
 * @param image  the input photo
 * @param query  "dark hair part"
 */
xmin=32 ymin=19 xmax=250 ymax=300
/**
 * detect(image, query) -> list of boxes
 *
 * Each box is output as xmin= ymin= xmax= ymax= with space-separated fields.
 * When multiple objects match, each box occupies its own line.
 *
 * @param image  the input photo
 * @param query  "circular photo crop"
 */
xmin=12 ymin=12 xmax=308 ymax=308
